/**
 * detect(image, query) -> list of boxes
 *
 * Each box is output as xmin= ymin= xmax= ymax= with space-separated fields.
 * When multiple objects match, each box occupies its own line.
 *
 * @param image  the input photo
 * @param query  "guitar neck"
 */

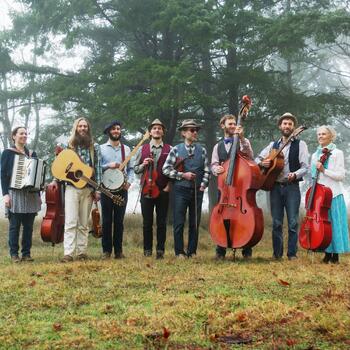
xmin=119 ymin=131 xmax=150 ymax=171
xmin=80 ymin=174 xmax=114 ymax=200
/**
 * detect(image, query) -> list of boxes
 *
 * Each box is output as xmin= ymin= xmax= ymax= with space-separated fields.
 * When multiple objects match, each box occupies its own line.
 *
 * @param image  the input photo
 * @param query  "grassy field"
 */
xmin=0 ymin=214 xmax=350 ymax=349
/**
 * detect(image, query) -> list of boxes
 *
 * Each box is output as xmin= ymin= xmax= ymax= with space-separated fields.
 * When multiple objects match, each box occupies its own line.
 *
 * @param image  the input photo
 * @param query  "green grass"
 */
xmin=1 ymin=215 xmax=350 ymax=349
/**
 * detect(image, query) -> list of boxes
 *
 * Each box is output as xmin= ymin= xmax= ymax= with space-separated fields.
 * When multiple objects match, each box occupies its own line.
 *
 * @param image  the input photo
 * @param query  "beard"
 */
xmin=109 ymin=132 xmax=121 ymax=141
xmin=75 ymin=133 xmax=92 ymax=148
xmin=281 ymin=129 xmax=292 ymax=137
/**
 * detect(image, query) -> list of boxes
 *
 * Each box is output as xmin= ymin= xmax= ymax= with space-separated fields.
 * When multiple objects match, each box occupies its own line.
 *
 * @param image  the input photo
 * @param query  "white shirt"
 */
xmin=311 ymin=148 xmax=345 ymax=198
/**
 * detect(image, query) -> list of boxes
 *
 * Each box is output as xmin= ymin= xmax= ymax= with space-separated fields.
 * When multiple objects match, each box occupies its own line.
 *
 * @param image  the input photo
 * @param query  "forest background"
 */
xmin=1 ymin=0 xmax=350 ymax=211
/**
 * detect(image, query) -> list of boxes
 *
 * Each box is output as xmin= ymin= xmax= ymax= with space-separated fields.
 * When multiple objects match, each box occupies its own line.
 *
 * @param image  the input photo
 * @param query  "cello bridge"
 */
xmin=220 ymin=203 xmax=237 ymax=208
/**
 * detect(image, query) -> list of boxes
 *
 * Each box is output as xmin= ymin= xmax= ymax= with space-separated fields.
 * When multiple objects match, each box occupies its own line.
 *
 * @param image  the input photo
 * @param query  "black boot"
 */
xmin=331 ymin=253 xmax=339 ymax=264
xmin=323 ymin=252 xmax=332 ymax=264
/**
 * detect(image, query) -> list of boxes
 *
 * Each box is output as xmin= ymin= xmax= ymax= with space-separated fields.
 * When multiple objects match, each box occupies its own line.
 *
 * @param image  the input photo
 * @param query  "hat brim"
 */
xmin=178 ymin=125 xmax=202 ymax=131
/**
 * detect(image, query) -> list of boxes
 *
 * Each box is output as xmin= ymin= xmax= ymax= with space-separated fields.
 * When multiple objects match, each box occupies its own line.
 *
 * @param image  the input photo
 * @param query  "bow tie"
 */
xmin=224 ymin=138 xmax=234 ymax=144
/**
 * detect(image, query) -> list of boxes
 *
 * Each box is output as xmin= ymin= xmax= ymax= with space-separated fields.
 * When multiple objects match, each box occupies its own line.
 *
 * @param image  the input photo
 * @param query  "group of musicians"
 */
xmin=1 ymin=112 xmax=349 ymax=264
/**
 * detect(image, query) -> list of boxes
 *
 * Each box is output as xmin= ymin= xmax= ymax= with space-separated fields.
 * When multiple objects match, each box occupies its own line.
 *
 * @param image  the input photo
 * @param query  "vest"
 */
xmin=140 ymin=143 xmax=171 ymax=190
xmin=174 ymin=143 xmax=205 ymax=188
xmin=217 ymin=140 xmax=231 ymax=163
xmin=273 ymin=139 xmax=302 ymax=180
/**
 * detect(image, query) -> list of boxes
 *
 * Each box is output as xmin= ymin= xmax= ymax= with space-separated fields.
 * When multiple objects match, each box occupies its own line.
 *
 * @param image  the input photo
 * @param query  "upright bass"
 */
xmin=210 ymin=96 xmax=264 ymax=250
xmin=299 ymin=148 xmax=333 ymax=250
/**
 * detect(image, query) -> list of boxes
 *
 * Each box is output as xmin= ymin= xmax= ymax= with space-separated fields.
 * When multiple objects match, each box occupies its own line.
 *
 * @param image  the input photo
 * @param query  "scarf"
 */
xmin=311 ymin=143 xmax=336 ymax=178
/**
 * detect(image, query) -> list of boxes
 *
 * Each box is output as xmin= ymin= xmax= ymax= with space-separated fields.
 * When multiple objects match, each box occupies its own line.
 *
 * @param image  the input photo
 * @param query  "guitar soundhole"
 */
xmin=75 ymin=170 xmax=83 ymax=179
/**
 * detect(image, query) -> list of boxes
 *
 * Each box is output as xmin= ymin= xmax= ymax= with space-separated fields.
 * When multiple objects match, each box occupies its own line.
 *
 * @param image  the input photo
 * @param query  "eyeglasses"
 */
xmin=186 ymin=128 xmax=199 ymax=133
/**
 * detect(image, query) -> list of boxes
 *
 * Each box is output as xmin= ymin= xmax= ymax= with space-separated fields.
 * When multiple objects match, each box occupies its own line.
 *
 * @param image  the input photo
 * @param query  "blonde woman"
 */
xmin=311 ymin=125 xmax=349 ymax=263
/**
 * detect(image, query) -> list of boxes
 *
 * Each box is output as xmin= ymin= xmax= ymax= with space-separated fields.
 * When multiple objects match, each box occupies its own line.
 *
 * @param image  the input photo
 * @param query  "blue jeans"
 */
xmin=101 ymin=190 xmax=128 ymax=255
xmin=270 ymin=182 xmax=301 ymax=258
xmin=8 ymin=212 xmax=36 ymax=257
xmin=173 ymin=185 xmax=204 ymax=256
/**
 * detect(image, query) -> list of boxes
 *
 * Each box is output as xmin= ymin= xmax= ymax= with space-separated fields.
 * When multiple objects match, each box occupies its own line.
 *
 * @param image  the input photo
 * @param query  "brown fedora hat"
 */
xmin=278 ymin=112 xmax=298 ymax=126
xmin=177 ymin=119 xmax=202 ymax=131
xmin=148 ymin=118 xmax=166 ymax=131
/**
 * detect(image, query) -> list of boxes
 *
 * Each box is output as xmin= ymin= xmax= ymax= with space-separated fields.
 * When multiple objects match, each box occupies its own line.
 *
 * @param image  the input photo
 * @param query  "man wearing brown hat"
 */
xmin=163 ymin=119 xmax=210 ymax=258
xmin=100 ymin=120 xmax=133 ymax=259
xmin=134 ymin=119 xmax=171 ymax=259
xmin=255 ymin=113 xmax=309 ymax=260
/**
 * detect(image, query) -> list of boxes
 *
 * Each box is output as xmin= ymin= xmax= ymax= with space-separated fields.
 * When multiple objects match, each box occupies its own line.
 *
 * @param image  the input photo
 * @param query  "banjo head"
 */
xmin=102 ymin=169 xmax=125 ymax=191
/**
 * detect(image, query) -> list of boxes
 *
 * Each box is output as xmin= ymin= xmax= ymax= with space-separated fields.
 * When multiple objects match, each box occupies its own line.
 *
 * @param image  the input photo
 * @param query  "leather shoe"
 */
xmin=115 ymin=252 xmax=125 ymax=259
xmin=21 ymin=255 xmax=34 ymax=262
xmin=11 ymin=255 xmax=20 ymax=263
xmin=61 ymin=255 xmax=73 ymax=263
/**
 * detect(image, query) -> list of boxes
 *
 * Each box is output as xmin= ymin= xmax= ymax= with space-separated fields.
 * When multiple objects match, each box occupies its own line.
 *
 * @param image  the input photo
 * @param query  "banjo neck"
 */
xmin=119 ymin=131 xmax=150 ymax=171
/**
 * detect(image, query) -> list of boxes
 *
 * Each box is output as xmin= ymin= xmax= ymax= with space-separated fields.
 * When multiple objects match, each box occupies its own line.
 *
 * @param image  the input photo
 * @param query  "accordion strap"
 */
xmin=8 ymin=147 xmax=33 ymax=157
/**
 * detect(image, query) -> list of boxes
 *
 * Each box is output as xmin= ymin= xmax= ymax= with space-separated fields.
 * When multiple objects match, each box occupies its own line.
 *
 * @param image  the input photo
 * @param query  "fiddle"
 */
xmin=90 ymin=202 xmax=102 ymax=238
xmin=142 ymin=153 xmax=160 ymax=198
xmin=299 ymin=148 xmax=332 ymax=250
xmin=210 ymin=95 xmax=264 ymax=249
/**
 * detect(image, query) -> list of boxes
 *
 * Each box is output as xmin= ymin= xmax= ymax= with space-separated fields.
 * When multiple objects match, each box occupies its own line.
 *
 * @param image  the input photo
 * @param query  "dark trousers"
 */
xmin=173 ymin=185 xmax=204 ymax=256
xmin=101 ymin=190 xmax=128 ymax=255
xmin=270 ymin=182 xmax=301 ymax=258
xmin=141 ymin=190 xmax=169 ymax=253
xmin=216 ymin=245 xmax=252 ymax=257
xmin=8 ymin=212 xmax=36 ymax=257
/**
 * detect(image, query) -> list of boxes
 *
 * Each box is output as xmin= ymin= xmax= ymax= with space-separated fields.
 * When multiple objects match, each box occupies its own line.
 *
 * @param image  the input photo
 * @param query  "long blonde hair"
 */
xmin=68 ymin=117 xmax=93 ymax=149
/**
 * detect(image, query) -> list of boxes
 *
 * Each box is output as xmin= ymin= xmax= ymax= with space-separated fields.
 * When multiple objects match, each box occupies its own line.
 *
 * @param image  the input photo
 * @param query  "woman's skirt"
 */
xmin=325 ymin=194 xmax=350 ymax=254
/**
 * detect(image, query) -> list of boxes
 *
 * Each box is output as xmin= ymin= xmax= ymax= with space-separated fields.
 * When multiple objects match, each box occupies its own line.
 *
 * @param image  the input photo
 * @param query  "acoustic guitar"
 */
xmin=51 ymin=149 xmax=124 ymax=206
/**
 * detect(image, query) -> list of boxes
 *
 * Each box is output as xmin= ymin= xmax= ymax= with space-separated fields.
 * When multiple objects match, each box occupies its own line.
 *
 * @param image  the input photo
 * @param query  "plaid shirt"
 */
xmin=162 ymin=143 xmax=210 ymax=188
xmin=58 ymin=143 xmax=102 ymax=185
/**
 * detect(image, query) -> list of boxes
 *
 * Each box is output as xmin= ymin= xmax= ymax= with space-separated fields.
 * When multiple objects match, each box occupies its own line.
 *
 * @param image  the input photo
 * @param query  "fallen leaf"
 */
xmin=126 ymin=318 xmax=137 ymax=326
xmin=286 ymin=338 xmax=297 ymax=346
xmin=29 ymin=280 xmax=36 ymax=287
xmin=53 ymin=323 xmax=62 ymax=331
xmin=277 ymin=279 xmax=290 ymax=286
xmin=31 ymin=272 xmax=43 ymax=277
xmin=163 ymin=327 xmax=170 ymax=339
xmin=236 ymin=312 xmax=248 ymax=322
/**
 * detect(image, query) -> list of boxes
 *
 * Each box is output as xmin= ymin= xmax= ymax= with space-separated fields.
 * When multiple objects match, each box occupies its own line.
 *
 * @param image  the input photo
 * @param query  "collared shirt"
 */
xmin=211 ymin=137 xmax=254 ymax=176
xmin=57 ymin=142 xmax=102 ymax=184
xmin=134 ymin=140 xmax=166 ymax=175
xmin=162 ymin=142 xmax=210 ymax=188
xmin=100 ymin=141 xmax=134 ymax=182
xmin=255 ymin=139 xmax=309 ymax=182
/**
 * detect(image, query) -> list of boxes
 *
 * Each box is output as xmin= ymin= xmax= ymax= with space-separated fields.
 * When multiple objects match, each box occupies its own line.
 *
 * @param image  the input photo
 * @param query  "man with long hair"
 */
xmin=56 ymin=117 xmax=102 ymax=262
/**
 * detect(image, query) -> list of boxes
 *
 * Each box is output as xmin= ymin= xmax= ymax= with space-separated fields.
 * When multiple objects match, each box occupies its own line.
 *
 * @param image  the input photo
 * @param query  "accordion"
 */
xmin=10 ymin=154 xmax=46 ymax=191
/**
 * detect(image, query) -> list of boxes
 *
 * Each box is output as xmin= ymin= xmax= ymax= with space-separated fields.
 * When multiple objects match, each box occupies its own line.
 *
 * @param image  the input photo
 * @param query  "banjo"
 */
xmin=102 ymin=131 xmax=150 ymax=192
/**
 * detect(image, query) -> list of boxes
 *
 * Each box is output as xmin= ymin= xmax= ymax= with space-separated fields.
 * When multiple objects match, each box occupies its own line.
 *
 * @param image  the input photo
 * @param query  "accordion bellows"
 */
xmin=10 ymin=154 xmax=46 ymax=192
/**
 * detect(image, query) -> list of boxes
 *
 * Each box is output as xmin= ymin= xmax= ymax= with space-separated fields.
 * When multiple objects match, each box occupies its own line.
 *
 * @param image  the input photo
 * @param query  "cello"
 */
xmin=209 ymin=95 xmax=264 ymax=250
xmin=40 ymin=181 xmax=65 ymax=244
xmin=40 ymin=145 xmax=65 ymax=244
xmin=142 ymin=153 xmax=160 ymax=199
xmin=299 ymin=148 xmax=333 ymax=250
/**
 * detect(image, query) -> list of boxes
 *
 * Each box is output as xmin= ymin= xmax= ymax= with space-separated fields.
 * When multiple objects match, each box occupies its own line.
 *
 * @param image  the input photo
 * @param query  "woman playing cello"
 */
xmin=311 ymin=126 xmax=349 ymax=263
